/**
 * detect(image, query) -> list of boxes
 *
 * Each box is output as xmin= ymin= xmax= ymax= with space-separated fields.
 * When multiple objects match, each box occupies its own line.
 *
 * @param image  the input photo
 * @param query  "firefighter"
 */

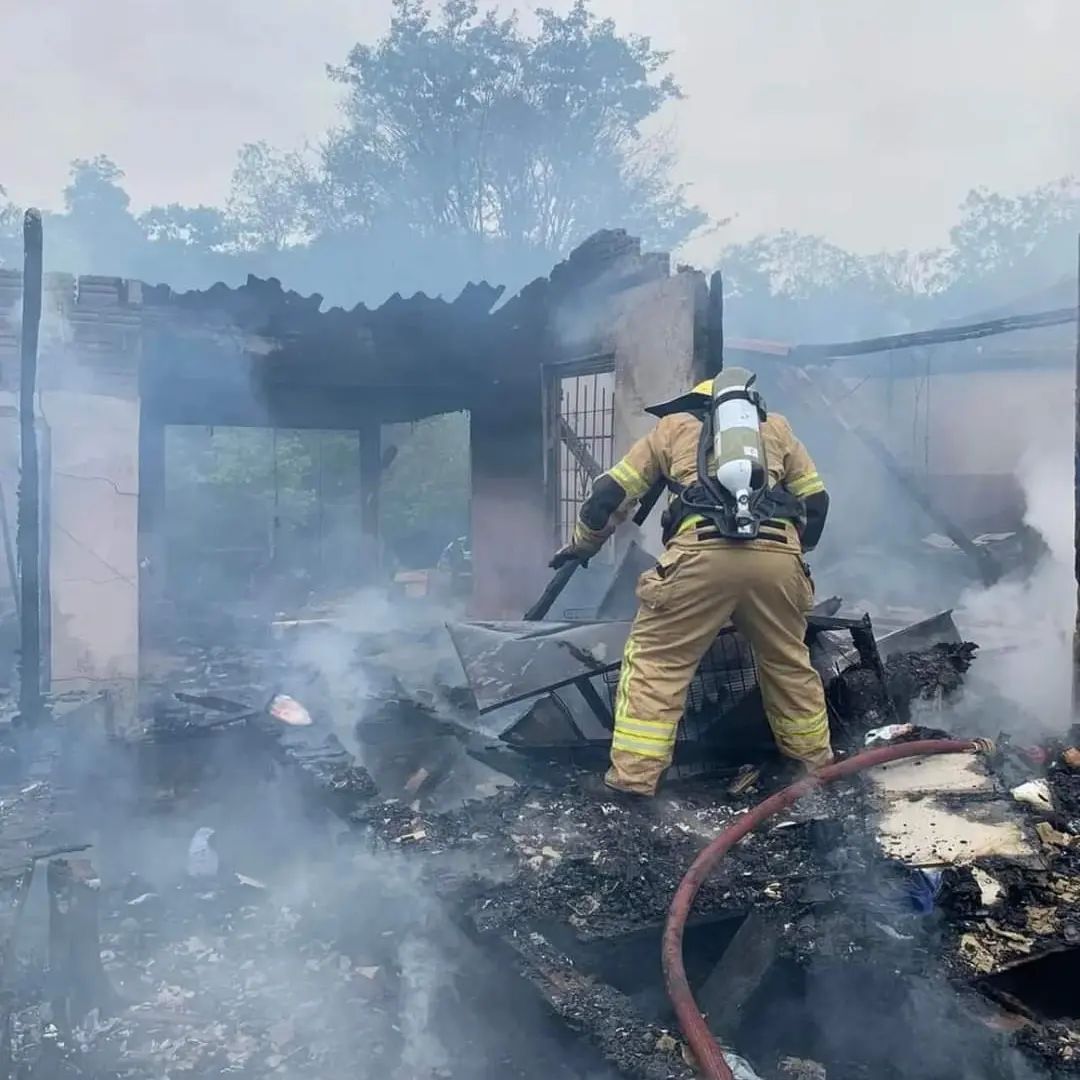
xmin=551 ymin=369 xmax=832 ymax=797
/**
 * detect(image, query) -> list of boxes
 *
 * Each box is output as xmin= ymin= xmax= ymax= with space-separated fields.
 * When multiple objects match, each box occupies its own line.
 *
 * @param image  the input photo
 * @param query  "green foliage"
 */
xmin=226 ymin=142 xmax=317 ymax=252
xmin=0 ymin=0 xmax=704 ymax=301
xmin=140 ymin=203 xmax=231 ymax=249
xmin=164 ymin=415 xmax=470 ymax=589
xmin=0 ymin=186 xmax=22 ymax=266
xmin=719 ymin=177 xmax=1079 ymax=341
xmin=944 ymin=178 xmax=1080 ymax=308
xmin=380 ymin=413 xmax=471 ymax=565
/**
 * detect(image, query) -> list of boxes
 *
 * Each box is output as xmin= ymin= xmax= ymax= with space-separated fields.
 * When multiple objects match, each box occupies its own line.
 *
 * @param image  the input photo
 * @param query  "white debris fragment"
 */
xmin=186 ymin=827 xmax=219 ymax=879
xmin=678 ymin=1045 xmax=764 ymax=1080
xmin=972 ymin=867 xmax=1003 ymax=906
xmin=269 ymin=694 xmax=313 ymax=727
xmin=864 ymin=723 xmax=915 ymax=746
xmin=876 ymin=921 xmax=914 ymax=942
xmin=1010 ymin=779 xmax=1053 ymax=812
xmin=723 ymin=1051 xmax=766 ymax=1080
xmin=779 ymin=1057 xmax=828 ymax=1080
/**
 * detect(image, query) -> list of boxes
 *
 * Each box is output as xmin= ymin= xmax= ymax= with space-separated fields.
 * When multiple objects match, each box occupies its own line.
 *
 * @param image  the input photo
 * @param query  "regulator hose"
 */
xmin=661 ymin=738 xmax=993 ymax=1080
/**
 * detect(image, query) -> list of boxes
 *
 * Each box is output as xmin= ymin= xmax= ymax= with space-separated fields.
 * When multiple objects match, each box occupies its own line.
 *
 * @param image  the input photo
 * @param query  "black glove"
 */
xmin=549 ymin=545 xmax=590 ymax=570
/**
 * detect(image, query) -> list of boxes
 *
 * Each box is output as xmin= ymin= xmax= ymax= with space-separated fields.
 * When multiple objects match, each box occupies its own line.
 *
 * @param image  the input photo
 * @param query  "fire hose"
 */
xmin=662 ymin=738 xmax=994 ymax=1080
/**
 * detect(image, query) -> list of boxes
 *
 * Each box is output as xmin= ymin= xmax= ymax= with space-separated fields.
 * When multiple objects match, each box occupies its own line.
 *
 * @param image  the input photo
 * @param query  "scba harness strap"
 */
xmin=660 ymin=381 xmax=805 ymax=544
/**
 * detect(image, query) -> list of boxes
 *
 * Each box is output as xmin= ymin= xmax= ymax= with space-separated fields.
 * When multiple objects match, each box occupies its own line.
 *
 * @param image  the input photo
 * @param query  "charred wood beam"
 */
xmin=1075 ymin=232 xmax=1080 ymax=718
xmin=558 ymin=419 xmax=665 ymax=530
xmin=0 ymin=869 xmax=35 ymax=1080
xmin=18 ymin=211 xmax=43 ymax=723
xmin=46 ymin=858 xmax=117 ymax=1032
xmin=790 ymin=305 xmax=1078 ymax=364
xmin=695 ymin=911 xmax=781 ymax=1042
xmin=496 ymin=931 xmax=696 ymax=1080
xmin=783 ymin=367 xmax=1002 ymax=587
xmin=558 ymin=416 xmax=603 ymax=481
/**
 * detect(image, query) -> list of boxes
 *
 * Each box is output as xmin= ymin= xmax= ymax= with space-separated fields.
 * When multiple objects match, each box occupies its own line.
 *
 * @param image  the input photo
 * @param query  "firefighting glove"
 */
xmin=549 ymin=524 xmax=603 ymax=569
xmin=549 ymin=544 xmax=590 ymax=570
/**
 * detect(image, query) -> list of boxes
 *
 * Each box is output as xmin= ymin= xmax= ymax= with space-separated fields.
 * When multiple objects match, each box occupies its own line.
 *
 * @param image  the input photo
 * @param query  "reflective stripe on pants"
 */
xmin=606 ymin=534 xmax=832 ymax=795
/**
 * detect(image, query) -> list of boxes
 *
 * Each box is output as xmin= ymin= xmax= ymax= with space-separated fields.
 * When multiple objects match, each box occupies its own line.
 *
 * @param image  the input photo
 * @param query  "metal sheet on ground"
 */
xmin=446 ymin=620 xmax=632 ymax=714
xmin=876 ymin=610 xmax=962 ymax=659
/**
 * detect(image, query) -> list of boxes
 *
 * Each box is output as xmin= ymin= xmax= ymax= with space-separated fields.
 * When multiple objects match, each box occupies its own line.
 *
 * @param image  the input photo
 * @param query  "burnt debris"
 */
xmin=0 ymin=615 xmax=1076 ymax=1079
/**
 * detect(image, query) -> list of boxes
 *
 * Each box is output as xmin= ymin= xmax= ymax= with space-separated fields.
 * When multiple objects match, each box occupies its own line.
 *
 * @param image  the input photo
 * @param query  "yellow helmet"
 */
xmin=644 ymin=378 xmax=715 ymax=418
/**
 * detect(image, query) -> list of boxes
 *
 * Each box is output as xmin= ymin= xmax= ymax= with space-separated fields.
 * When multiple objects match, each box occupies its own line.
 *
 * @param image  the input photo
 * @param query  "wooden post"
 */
xmin=18 ymin=210 xmax=43 ymax=724
xmin=1074 ymin=232 xmax=1080 ymax=718
xmin=46 ymin=858 xmax=115 ymax=1031
xmin=0 ymin=868 xmax=35 ymax=1079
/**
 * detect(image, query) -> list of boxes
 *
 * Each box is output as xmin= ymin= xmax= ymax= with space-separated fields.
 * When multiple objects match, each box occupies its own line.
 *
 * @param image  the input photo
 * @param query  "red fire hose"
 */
xmin=662 ymin=738 xmax=992 ymax=1080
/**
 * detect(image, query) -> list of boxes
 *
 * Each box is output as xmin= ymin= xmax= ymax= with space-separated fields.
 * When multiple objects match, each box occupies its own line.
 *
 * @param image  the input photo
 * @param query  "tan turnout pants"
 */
xmin=607 ymin=533 xmax=832 ymax=796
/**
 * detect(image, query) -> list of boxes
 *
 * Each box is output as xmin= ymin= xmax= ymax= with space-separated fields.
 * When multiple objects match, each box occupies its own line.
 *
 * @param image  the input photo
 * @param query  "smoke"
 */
xmin=396 ymin=934 xmax=451 ymax=1078
xmin=954 ymin=423 xmax=1074 ymax=734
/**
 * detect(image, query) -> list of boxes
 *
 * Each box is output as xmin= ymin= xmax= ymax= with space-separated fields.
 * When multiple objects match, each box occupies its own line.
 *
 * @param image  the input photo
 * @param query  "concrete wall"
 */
xmin=861 ymin=368 xmax=1070 ymax=475
xmin=45 ymin=390 xmax=139 ymax=696
xmin=0 ymin=272 xmax=142 ymax=710
xmin=469 ymin=394 xmax=549 ymax=618
xmin=856 ymin=366 xmax=1072 ymax=532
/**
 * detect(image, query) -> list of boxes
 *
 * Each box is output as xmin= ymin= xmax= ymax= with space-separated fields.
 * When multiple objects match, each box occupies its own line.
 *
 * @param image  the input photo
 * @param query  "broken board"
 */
xmin=869 ymin=754 xmax=1038 ymax=867
xmin=446 ymin=620 xmax=631 ymax=714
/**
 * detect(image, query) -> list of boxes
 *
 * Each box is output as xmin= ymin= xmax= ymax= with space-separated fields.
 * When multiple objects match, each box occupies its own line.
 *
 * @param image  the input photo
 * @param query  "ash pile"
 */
xmin=1 ymin=601 xmax=1078 ymax=1080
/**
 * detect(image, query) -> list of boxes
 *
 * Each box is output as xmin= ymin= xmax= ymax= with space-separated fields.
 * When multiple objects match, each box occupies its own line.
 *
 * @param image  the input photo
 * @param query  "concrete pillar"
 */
xmin=609 ymin=271 xmax=706 ymax=554
xmin=469 ymin=392 xmax=549 ymax=618
xmin=45 ymin=390 xmax=140 ymax=705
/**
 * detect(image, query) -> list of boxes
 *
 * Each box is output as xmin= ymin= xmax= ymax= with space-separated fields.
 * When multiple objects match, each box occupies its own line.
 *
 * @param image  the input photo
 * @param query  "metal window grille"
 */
xmin=554 ymin=369 xmax=616 ymax=547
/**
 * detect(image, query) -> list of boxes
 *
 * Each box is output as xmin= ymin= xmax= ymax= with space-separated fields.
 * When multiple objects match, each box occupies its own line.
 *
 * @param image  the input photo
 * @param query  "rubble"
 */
xmin=0 ymin=620 xmax=1076 ymax=1080
xmin=1012 ymin=780 xmax=1054 ymax=812
xmin=835 ymin=640 xmax=978 ymax=733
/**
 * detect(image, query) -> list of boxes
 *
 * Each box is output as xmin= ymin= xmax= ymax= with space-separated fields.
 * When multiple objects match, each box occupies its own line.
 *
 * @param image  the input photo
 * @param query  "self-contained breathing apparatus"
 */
xmin=656 ymin=368 xmax=805 ymax=544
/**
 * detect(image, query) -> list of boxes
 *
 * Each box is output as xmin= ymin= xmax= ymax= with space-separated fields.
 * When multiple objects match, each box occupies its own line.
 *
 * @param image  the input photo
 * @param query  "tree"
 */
xmin=140 ymin=203 xmax=231 ymax=250
xmin=44 ymin=155 xmax=147 ymax=276
xmin=719 ymin=231 xmax=941 ymax=342
xmin=0 ymin=185 xmax=21 ymax=267
xmin=226 ymin=141 xmax=316 ymax=252
xmin=944 ymin=178 xmax=1080 ymax=310
xmin=284 ymin=0 xmax=706 ymax=294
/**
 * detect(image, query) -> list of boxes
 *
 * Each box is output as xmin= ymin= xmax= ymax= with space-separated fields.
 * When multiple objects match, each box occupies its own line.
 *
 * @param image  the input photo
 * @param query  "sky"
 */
xmin=2 ymin=0 xmax=1079 ymax=264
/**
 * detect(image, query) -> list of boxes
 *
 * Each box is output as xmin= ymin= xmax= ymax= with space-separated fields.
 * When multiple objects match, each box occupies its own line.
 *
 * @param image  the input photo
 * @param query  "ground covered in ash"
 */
xmin=9 ymin=627 xmax=1080 ymax=1080
xmin=347 ymin=763 xmax=1077 ymax=1080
